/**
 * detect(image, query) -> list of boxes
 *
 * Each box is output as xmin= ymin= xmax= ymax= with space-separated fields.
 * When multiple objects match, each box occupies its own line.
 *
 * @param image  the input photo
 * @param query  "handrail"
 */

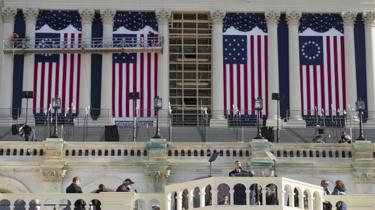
xmin=2 ymin=37 xmax=163 ymax=54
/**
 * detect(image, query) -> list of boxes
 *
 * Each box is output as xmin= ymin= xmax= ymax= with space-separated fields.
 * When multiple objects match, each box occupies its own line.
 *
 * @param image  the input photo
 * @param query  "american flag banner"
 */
xmin=299 ymin=14 xmax=346 ymax=116
xmin=33 ymin=11 xmax=82 ymax=114
xmin=223 ymin=13 xmax=268 ymax=116
xmin=112 ymin=12 xmax=158 ymax=119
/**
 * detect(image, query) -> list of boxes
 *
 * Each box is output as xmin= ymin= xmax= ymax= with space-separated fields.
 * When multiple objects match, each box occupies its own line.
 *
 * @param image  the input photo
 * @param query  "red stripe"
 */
xmin=306 ymin=65 xmax=311 ymax=115
xmin=320 ymin=64 xmax=325 ymax=115
xmin=229 ymin=64 xmax=234 ymax=115
xmin=154 ymin=52 xmax=158 ymax=117
xmin=119 ymin=64 xmax=123 ymax=118
xmin=244 ymin=64 xmax=248 ymax=114
xmin=326 ymin=37 xmax=332 ymax=115
xmin=140 ymin=53 xmax=144 ymax=117
xmin=300 ymin=65 xmax=304 ymax=116
xmin=125 ymin=63 xmax=130 ymax=117
xmin=250 ymin=36 xmax=255 ymax=115
xmin=147 ymin=53 xmax=152 ymax=117
xmin=237 ymin=65 xmax=241 ymax=112
xmin=223 ymin=64 xmax=227 ymax=115
xmin=334 ymin=36 xmax=339 ymax=115
xmin=76 ymin=33 xmax=82 ymax=112
xmin=62 ymin=33 xmax=68 ymax=113
xmin=33 ymin=62 xmax=38 ymax=113
xmin=40 ymin=63 xmax=45 ymax=114
xmin=341 ymin=36 xmax=346 ymax=111
xmin=257 ymin=35 xmax=262 ymax=101
xmin=264 ymin=35 xmax=268 ymax=115
xmin=313 ymin=65 xmax=318 ymax=115
xmin=55 ymin=61 xmax=60 ymax=98
xmin=47 ymin=62 xmax=53 ymax=110
xmin=133 ymin=57 xmax=137 ymax=116
xmin=69 ymin=33 xmax=75 ymax=113
xmin=112 ymin=63 xmax=115 ymax=117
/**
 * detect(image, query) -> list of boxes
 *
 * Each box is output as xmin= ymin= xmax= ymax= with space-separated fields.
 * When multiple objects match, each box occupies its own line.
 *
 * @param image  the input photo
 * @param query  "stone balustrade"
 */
xmin=271 ymin=143 xmax=353 ymax=159
xmin=0 ymin=140 xmax=373 ymax=161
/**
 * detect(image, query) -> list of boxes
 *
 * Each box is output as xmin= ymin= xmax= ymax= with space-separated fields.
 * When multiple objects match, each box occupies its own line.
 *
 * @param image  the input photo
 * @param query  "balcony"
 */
xmin=2 ymin=37 xmax=163 ymax=54
xmin=0 ymin=177 xmax=374 ymax=210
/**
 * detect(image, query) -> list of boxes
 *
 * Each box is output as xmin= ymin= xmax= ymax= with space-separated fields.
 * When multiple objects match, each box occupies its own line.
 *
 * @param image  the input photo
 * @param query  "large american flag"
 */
xmin=299 ymin=14 xmax=346 ymax=116
xmin=33 ymin=11 xmax=81 ymax=114
xmin=223 ymin=13 xmax=268 ymax=116
xmin=112 ymin=12 xmax=158 ymax=119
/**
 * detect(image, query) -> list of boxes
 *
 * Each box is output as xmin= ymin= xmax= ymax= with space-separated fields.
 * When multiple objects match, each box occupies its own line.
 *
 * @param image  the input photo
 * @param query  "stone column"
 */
xmin=0 ymin=7 xmax=16 ymax=118
xmin=342 ymin=12 xmax=359 ymax=123
xmin=79 ymin=9 xmax=95 ymax=119
xmin=285 ymin=11 xmax=305 ymax=128
xmin=363 ymin=12 xmax=375 ymax=125
xmin=156 ymin=10 xmax=170 ymax=126
xmin=22 ymin=8 xmax=38 ymax=122
xmin=265 ymin=11 xmax=280 ymax=127
xmin=100 ymin=9 xmax=115 ymax=121
xmin=210 ymin=10 xmax=227 ymax=127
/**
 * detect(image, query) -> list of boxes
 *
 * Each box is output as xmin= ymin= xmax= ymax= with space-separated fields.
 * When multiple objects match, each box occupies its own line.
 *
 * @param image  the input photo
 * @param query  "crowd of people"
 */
xmin=322 ymin=179 xmax=348 ymax=210
xmin=65 ymin=164 xmax=348 ymax=210
xmin=224 ymin=161 xmax=347 ymax=210
xmin=65 ymin=176 xmax=139 ymax=210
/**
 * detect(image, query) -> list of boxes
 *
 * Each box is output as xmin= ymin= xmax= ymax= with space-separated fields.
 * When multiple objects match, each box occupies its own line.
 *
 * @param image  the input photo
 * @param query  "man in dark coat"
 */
xmin=66 ymin=177 xmax=84 ymax=210
xmin=66 ymin=176 xmax=83 ymax=193
xmin=116 ymin=178 xmax=135 ymax=192
xmin=229 ymin=161 xmax=251 ymax=177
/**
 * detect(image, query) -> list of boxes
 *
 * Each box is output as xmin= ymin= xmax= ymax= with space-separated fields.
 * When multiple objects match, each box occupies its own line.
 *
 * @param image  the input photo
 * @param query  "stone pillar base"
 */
xmin=266 ymin=118 xmax=282 ymax=127
xmin=283 ymin=119 xmax=306 ymax=128
xmin=210 ymin=118 xmax=228 ymax=127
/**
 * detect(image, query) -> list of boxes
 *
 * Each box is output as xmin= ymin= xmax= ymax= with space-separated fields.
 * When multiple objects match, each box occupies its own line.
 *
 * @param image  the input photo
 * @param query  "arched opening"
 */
xmin=14 ymin=199 xmax=26 ymax=210
xmin=182 ymin=189 xmax=189 ymax=210
xmin=28 ymin=199 xmax=41 ymax=210
xmin=134 ymin=199 xmax=145 ymax=210
xmin=150 ymin=199 xmax=160 ymax=210
xmin=0 ymin=199 xmax=11 ymax=210
xmin=193 ymin=187 xmax=200 ymax=208
xmin=74 ymin=199 xmax=86 ymax=210
xmin=217 ymin=183 xmax=230 ymax=205
xmin=234 ymin=183 xmax=246 ymax=205
xmin=205 ymin=185 xmax=212 ymax=206
xmin=91 ymin=199 xmax=101 ymax=210
xmin=170 ymin=192 xmax=177 ymax=210
xmin=250 ymin=183 xmax=262 ymax=205
xmin=265 ymin=183 xmax=278 ymax=205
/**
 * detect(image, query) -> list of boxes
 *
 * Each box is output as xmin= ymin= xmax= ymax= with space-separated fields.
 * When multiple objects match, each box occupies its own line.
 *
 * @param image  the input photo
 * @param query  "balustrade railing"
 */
xmin=2 ymin=37 xmax=163 ymax=53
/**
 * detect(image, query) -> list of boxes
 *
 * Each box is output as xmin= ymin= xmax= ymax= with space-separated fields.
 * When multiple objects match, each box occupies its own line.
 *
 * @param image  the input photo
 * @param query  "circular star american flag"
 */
xmin=301 ymin=40 xmax=321 ymax=60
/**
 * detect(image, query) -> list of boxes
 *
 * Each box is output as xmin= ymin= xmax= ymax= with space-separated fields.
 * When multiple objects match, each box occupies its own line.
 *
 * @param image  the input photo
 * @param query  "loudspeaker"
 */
xmin=105 ymin=125 xmax=119 ymax=141
xmin=272 ymin=93 xmax=280 ymax=100
xmin=22 ymin=91 xmax=33 ymax=99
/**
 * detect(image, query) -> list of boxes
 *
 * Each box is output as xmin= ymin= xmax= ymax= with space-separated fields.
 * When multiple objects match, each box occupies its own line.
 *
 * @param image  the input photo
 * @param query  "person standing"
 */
xmin=66 ymin=177 xmax=83 ymax=193
xmin=229 ymin=161 xmax=250 ymax=177
xmin=116 ymin=178 xmax=135 ymax=192
xmin=66 ymin=177 xmax=84 ymax=210
xmin=321 ymin=180 xmax=332 ymax=210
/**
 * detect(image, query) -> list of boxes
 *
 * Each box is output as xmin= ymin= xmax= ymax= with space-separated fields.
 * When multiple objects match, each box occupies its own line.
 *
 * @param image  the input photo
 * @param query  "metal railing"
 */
xmin=0 ymin=107 xmax=372 ymax=142
xmin=2 ymin=37 xmax=163 ymax=54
